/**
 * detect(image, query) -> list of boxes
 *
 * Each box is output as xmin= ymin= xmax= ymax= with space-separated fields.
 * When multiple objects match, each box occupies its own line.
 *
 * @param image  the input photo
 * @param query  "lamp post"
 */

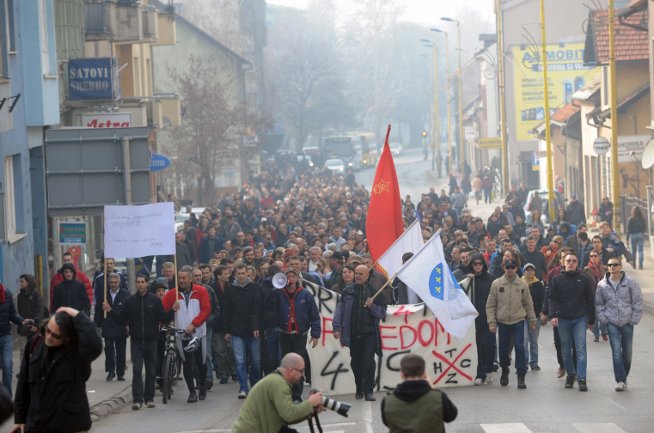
xmin=420 ymin=39 xmax=441 ymax=173
xmin=432 ymin=28 xmax=452 ymax=176
xmin=608 ymin=0 xmax=620 ymax=230
xmin=495 ymin=0 xmax=509 ymax=196
xmin=442 ymin=17 xmax=465 ymax=176
xmin=538 ymin=0 xmax=556 ymax=222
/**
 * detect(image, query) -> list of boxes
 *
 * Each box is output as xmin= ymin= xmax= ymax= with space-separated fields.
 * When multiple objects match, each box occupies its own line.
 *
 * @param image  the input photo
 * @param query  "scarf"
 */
xmin=522 ymin=275 xmax=539 ymax=285
xmin=283 ymin=286 xmax=302 ymax=334
xmin=0 ymin=284 xmax=6 ymax=304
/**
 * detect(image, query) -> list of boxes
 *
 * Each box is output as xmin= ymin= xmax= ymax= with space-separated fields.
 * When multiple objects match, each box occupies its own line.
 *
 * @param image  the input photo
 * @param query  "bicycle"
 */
xmin=160 ymin=326 xmax=187 ymax=404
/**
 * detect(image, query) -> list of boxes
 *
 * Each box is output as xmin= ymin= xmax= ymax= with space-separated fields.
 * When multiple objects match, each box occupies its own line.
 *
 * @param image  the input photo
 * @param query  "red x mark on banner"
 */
xmin=432 ymin=342 xmax=473 ymax=384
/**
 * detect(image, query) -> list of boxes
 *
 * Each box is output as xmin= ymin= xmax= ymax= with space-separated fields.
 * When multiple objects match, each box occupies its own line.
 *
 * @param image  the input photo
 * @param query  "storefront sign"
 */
xmin=81 ymin=113 xmax=131 ymax=128
xmin=59 ymin=222 xmax=87 ymax=244
xmin=68 ymin=58 xmax=119 ymax=100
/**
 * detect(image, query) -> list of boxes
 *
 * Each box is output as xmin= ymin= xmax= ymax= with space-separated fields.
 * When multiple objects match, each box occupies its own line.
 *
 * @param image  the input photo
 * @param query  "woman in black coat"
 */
xmin=13 ymin=307 xmax=102 ymax=433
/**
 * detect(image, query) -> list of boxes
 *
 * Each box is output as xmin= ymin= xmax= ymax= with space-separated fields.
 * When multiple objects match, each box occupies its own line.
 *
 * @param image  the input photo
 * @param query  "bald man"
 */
xmin=232 ymin=353 xmax=323 ymax=433
xmin=333 ymin=265 xmax=387 ymax=401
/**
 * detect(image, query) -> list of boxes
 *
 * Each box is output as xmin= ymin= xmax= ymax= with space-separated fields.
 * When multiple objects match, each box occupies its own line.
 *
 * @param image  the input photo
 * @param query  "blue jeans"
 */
xmin=523 ymin=320 xmax=540 ymax=365
xmin=557 ymin=316 xmax=588 ymax=379
xmin=0 ymin=334 xmax=12 ymax=396
xmin=630 ymin=233 xmax=645 ymax=267
xmin=606 ymin=323 xmax=634 ymax=383
xmin=498 ymin=321 xmax=526 ymax=375
xmin=232 ymin=335 xmax=261 ymax=393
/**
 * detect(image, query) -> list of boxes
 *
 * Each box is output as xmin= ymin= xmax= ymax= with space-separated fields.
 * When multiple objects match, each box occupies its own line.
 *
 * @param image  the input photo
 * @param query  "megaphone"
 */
xmin=272 ymin=272 xmax=288 ymax=289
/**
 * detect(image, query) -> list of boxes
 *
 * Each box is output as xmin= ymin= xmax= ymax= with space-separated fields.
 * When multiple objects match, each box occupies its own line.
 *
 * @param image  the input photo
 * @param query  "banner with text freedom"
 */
xmin=308 ymin=285 xmax=477 ymax=395
xmin=103 ymin=202 xmax=176 ymax=258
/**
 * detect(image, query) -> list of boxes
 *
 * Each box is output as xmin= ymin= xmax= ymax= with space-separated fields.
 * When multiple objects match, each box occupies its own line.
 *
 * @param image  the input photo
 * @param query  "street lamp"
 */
xmin=420 ymin=38 xmax=441 ymax=173
xmin=431 ymin=28 xmax=453 ymax=176
xmin=441 ymin=17 xmax=465 ymax=176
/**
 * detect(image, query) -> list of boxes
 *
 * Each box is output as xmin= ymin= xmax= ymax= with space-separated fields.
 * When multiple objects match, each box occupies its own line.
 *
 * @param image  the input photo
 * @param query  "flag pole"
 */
xmin=370 ymin=272 xmax=398 ymax=301
xmin=103 ymin=258 xmax=108 ymax=318
xmin=369 ymin=219 xmax=422 ymax=273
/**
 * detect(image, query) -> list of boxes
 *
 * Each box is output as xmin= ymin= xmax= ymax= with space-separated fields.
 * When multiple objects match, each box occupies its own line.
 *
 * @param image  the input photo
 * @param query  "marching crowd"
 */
xmin=0 ymin=159 xmax=647 ymax=432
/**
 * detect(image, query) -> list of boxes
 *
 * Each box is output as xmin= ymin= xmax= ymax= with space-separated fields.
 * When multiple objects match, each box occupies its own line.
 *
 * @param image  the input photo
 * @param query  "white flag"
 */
xmin=377 ymin=220 xmax=424 ymax=276
xmin=396 ymin=232 xmax=478 ymax=339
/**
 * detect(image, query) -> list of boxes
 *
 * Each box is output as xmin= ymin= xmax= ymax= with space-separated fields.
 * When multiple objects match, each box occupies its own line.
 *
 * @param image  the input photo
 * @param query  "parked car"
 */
xmin=324 ymin=158 xmax=345 ymax=173
xmin=389 ymin=142 xmax=403 ymax=156
xmin=524 ymin=189 xmax=565 ymax=224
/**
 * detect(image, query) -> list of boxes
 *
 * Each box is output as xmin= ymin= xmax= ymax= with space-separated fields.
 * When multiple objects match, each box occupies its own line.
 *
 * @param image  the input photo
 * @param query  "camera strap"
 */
xmin=307 ymin=413 xmax=323 ymax=433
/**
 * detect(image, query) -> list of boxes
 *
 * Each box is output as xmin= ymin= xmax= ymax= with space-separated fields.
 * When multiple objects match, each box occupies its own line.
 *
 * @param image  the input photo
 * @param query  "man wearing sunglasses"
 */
xmin=548 ymin=252 xmax=595 ymax=391
xmin=595 ymin=258 xmax=643 ymax=392
xmin=486 ymin=259 xmax=538 ymax=389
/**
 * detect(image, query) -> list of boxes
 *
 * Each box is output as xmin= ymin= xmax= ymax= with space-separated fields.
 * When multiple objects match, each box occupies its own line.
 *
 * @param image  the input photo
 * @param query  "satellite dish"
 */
xmin=642 ymin=139 xmax=654 ymax=169
xmin=272 ymin=272 xmax=288 ymax=289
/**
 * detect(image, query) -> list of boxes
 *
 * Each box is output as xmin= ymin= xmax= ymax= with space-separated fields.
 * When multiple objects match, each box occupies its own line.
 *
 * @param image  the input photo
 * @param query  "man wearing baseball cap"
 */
xmin=521 ymin=263 xmax=545 ymax=371
xmin=278 ymin=268 xmax=321 ymax=401
xmin=486 ymin=259 xmax=538 ymax=389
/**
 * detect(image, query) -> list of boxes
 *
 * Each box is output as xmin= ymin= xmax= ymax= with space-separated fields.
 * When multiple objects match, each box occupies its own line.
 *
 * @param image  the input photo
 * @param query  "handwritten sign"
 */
xmin=103 ymin=203 xmax=175 ymax=258
xmin=306 ymin=285 xmax=477 ymax=395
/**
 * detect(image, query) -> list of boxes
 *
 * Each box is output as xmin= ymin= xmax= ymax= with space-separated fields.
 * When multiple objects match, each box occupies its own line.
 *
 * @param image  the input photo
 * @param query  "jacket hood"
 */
xmin=603 ymin=270 xmax=626 ymax=283
xmin=392 ymin=379 xmax=432 ymax=402
xmin=470 ymin=253 xmax=488 ymax=275
xmin=58 ymin=263 xmax=77 ymax=278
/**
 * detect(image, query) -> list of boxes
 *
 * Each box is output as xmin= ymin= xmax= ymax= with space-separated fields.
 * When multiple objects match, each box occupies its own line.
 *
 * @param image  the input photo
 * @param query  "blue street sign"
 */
xmin=149 ymin=153 xmax=172 ymax=172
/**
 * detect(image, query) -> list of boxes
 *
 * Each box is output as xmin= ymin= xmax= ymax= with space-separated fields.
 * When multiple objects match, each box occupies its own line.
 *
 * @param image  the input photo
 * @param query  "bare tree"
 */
xmin=266 ymin=0 xmax=352 ymax=149
xmin=168 ymin=56 xmax=243 ymax=204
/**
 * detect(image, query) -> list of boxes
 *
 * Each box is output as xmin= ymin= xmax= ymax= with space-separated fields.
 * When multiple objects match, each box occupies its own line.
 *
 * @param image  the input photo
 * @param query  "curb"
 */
xmin=90 ymin=384 xmax=132 ymax=422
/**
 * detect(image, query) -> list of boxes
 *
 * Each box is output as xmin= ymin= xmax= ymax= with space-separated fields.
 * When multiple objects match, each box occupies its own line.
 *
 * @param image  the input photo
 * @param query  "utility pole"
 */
xmin=539 ymin=0 xmax=556 ymax=222
xmin=496 ymin=0 xmax=509 ymax=195
xmin=609 ymin=0 xmax=620 ymax=230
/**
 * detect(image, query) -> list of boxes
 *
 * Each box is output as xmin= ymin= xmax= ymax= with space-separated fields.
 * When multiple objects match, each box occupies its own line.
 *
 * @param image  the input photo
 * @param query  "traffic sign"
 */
xmin=593 ymin=137 xmax=610 ymax=155
xmin=150 ymin=153 xmax=172 ymax=171
xmin=477 ymin=138 xmax=502 ymax=149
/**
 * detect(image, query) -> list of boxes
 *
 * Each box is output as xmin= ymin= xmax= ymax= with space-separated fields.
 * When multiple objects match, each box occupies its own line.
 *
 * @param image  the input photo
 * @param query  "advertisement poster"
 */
xmin=512 ymin=42 xmax=598 ymax=142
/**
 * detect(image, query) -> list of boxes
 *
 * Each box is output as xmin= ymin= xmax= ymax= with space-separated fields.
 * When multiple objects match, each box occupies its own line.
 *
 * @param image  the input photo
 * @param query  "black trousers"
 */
xmin=280 ymin=333 xmax=308 ymax=401
xmin=553 ymin=326 xmax=576 ymax=369
xmin=131 ymin=339 xmax=157 ymax=403
xmin=349 ymin=333 xmax=376 ymax=395
xmin=105 ymin=337 xmax=127 ymax=377
xmin=181 ymin=339 xmax=206 ymax=393
xmin=475 ymin=324 xmax=495 ymax=379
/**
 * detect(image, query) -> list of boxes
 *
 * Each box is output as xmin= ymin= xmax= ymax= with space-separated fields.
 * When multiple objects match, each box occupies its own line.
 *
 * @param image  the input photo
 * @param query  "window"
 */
xmin=0 ymin=0 xmax=7 ymax=77
xmin=39 ymin=0 xmax=50 ymax=74
xmin=3 ymin=154 xmax=24 ymax=242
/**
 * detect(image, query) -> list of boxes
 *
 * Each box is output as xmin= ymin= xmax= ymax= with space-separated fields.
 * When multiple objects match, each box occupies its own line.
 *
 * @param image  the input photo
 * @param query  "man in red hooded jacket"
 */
xmin=49 ymin=252 xmax=92 ymax=310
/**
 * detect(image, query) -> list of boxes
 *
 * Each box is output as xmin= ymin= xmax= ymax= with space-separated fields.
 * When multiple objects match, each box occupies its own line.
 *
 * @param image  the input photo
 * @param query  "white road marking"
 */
xmin=573 ymin=423 xmax=628 ymax=433
xmin=604 ymin=396 xmax=627 ymax=411
xmin=363 ymin=400 xmax=374 ymax=433
xmin=481 ymin=423 xmax=533 ymax=433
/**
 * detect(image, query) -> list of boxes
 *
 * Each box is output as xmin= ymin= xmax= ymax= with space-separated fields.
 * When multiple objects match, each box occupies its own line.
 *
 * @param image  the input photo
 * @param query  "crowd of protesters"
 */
xmin=0 ymin=159 xmax=645 ymax=432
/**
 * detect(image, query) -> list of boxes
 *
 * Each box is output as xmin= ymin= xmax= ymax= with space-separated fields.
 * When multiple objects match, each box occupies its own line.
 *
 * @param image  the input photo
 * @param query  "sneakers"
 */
xmin=199 ymin=388 xmax=206 ymax=401
xmin=565 ymin=375 xmax=576 ymax=389
xmin=485 ymin=374 xmax=495 ymax=385
xmin=500 ymin=368 xmax=509 ymax=387
xmin=219 ymin=377 xmax=229 ymax=384
xmin=187 ymin=392 xmax=198 ymax=403
xmin=237 ymin=390 xmax=248 ymax=399
xmin=602 ymin=334 xmax=609 ymax=342
xmin=131 ymin=402 xmax=143 ymax=410
xmin=615 ymin=382 xmax=627 ymax=392
xmin=557 ymin=367 xmax=565 ymax=378
xmin=593 ymin=336 xmax=599 ymax=342
xmin=473 ymin=378 xmax=484 ymax=386
xmin=145 ymin=401 xmax=155 ymax=408
xmin=578 ymin=379 xmax=588 ymax=392
xmin=530 ymin=363 xmax=541 ymax=371
xmin=517 ymin=375 xmax=526 ymax=390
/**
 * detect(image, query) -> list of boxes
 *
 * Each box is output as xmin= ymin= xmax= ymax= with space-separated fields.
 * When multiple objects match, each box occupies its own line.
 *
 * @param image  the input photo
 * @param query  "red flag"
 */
xmin=366 ymin=125 xmax=404 ymax=262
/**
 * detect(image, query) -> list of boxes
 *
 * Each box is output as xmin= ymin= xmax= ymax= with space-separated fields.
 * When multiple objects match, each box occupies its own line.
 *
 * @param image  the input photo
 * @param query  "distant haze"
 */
xmin=267 ymin=0 xmax=496 ymax=30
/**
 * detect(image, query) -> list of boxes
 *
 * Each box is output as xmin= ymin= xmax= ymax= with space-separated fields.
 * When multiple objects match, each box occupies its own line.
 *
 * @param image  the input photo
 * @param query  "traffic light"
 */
xmin=421 ymin=130 xmax=428 ymax=138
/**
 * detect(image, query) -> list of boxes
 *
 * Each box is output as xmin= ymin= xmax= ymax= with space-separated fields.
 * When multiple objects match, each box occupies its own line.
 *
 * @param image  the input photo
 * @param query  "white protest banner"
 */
xmin=305 ymin=285 xmax=477 ymax=396
xmin=104 ymin=202 xmax=175 ymax=258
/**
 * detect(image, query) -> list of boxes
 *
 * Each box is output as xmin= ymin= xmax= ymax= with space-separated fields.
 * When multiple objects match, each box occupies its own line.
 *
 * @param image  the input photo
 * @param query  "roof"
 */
xmin=583 ymin=8 xmax=649 ymax=66
xmin=572 ymin=75 xmax=601 ymax=101
xmin=151 ymin=0 xmax=250 ymax=66
xmin=596 ymin=83 xmax=650 ymax=122
xmin=551 ymin=103 xmax=581 ymax=126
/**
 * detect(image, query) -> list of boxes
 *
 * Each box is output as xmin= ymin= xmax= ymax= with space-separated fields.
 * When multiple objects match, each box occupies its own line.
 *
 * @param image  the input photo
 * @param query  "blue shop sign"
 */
xmin=68 ymin=58 xmax=119 ymax=100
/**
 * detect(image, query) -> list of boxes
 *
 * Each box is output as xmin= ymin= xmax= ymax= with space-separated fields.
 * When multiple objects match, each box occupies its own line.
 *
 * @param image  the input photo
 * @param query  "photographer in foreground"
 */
xmin=381 ymin=353 xmax=458 ymax=433
xmin=232 ymin=352 xmax=323 ymax=433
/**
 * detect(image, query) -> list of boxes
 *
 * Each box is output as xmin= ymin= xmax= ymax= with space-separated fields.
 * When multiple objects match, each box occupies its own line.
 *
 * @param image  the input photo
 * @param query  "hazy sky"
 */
xmin=267 ymin=0 xmax=496 ymax=30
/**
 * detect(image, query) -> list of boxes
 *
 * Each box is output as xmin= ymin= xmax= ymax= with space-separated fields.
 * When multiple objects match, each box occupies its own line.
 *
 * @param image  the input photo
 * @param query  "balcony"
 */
xmin=152 ymin=11 xmax=176 ymax=46
xmin=85 ymin=0 xmax=145 ymax=43
xmin=147 ymin=94 xmax=181 ymax=128
xmin=142 ymin=6 xmax=158 ymax=41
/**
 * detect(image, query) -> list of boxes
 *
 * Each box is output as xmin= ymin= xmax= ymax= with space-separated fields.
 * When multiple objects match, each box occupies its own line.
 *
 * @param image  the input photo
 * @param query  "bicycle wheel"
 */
xmin=162 ymin=352 xmax=175 ymax=404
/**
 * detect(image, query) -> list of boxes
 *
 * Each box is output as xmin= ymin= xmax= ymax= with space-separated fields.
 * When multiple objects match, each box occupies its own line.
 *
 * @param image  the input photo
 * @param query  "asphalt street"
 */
xmin=86 ymin=150 xmax=654 ymax=433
